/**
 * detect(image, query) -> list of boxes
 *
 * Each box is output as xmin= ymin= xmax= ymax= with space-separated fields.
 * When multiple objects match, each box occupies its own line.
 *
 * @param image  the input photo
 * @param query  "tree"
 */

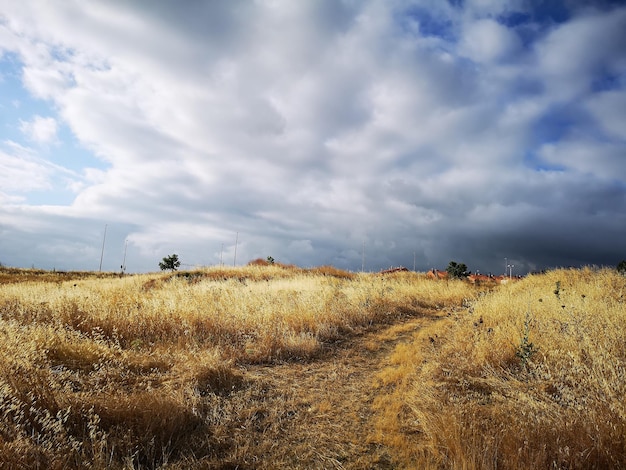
xmin=446 ymin=260 xmax=469 ymax=279
xmin=159 ymin=254 xmax=181 ymax=272
xmin=618 ymin=260 xmax=626 ymax=275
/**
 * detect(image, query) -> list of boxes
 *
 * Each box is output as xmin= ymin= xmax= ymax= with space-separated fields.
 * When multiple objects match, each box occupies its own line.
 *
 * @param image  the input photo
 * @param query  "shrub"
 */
xmin=159 ymin=254 xmax=181 ymax=272
xmin=446 ymin=260 xmax=468 ymax=279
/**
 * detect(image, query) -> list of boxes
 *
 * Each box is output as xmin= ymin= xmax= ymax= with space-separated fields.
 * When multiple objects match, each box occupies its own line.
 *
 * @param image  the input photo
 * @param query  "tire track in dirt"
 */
xmin=216 ymin=311 xmax=443 ymax=469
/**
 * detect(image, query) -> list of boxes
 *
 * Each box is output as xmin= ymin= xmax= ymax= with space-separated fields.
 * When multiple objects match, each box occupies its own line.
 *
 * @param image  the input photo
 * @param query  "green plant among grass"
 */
xmin=515 ymin=311 xmax=538 ymax=370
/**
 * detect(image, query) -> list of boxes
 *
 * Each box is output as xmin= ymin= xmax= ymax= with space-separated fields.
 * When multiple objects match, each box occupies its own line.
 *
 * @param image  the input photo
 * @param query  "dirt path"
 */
xmin=213 ymin=312 xmax=441 ymax=469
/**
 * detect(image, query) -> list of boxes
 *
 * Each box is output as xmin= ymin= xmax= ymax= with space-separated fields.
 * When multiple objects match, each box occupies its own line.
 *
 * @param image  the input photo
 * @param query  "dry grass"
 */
xmin=0 ymin=265 xmax=473 ymax=468
xmin=0 ymin=267 xmax=122 ymax=285
xmin=373 ymin=267 xmax=626 ymax=469
xmin=0 ymin=265 xmax=623 ymax=468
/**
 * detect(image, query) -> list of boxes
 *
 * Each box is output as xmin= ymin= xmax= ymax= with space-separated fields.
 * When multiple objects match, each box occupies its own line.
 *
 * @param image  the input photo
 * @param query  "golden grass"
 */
xmin=0 ymin=266 xmax=122 ymax=284
xmin=373 ymin=267 xmax=626 ymax=469
xmin=0 ymin=265 xmax=623 ymax=468
xmin=0 ymin=265 xmax=473 ymax=468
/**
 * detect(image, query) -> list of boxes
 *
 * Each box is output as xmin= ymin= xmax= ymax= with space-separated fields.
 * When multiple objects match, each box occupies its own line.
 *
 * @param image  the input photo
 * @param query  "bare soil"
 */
xmin=202 ymin=311 xmax=442 ymax=469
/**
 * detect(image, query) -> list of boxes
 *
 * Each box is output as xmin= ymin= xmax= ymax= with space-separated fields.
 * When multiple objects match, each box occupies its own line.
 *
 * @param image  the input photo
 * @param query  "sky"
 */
xmin=0 ymin=0 xmax=625 ymax=275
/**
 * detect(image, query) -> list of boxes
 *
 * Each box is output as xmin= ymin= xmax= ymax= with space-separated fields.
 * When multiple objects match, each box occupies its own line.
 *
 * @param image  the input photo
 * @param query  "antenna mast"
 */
xmin=121 ymin=239 xmax=128 ymax=274
xmin=361 ymin=240 xmax=365 ymax=272
xmin=99 ymin=224 xmax=107 ymax=272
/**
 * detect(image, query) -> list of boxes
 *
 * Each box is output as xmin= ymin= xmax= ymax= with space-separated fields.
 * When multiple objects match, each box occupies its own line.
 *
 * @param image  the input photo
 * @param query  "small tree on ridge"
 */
xmin=159 ymin=254 xmax=181 ymax=272
xmin=447 ymin=260 xmax=469 ymax=279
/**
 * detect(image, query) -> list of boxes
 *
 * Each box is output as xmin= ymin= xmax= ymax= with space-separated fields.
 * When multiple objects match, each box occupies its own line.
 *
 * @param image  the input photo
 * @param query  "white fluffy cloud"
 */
xmin=19 ymin=115 xmax=58 ymax=144
xmin=0 ymin=145 xmax=51 ymax=201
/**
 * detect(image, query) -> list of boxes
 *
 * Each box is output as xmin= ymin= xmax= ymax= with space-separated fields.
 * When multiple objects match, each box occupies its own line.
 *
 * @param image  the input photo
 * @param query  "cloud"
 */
xmin=460 ymin=18 xmax=521 ymax=63
xmin=539 ymin=139 xmax=626 ymax=180
xmin=19 ymin=115 xmax=58 ymax=144
xmin=0 ymin=142 xmax=52 ymax=200
xmin=535 ymin=7 xmax=626 ymax=100
xmin=0 ymin=1 xmax=624 ymax=274
xmin=585 ymin=89 xmax=626 ymax=140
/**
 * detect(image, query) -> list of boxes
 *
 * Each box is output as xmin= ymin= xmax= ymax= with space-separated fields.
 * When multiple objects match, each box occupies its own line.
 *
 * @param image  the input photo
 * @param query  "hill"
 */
xmin=0 ymin=265 xmax=623 ymax=468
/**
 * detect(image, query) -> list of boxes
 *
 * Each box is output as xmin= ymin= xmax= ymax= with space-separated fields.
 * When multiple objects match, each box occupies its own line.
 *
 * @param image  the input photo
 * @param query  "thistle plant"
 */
xmin=516 ymin=310 xmax=537 ymax=370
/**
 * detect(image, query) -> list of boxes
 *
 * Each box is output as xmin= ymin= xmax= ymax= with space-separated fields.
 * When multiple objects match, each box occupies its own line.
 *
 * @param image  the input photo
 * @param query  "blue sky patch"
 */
xmin=1 ymin=53 xmax=108 ymax=206
xmin=398 ymin=7 xmax=457 ymax=42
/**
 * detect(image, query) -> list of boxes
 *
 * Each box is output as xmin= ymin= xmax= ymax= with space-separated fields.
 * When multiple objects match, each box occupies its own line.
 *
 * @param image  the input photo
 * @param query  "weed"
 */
xmin=554 ymin=280 xmax=561 ymax=299
xmin=515 ymin=310 xmax=538 ymax=370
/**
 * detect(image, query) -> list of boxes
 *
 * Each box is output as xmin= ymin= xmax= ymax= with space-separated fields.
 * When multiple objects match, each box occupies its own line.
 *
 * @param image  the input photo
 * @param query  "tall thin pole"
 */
xmin=220 ymin=243 xmax=224 ymax=266
xmin=413 ymin=251 xmax=416 ymax=271
xmin=121 ymin=239 xmax=128 ymax=273
xmin=99 ymin=224 xmax=107 ymax=272
xmin=233 ymin=232 xmax=239 ymax=266
xmin=361 ymin=240 xmax=365 ymax=272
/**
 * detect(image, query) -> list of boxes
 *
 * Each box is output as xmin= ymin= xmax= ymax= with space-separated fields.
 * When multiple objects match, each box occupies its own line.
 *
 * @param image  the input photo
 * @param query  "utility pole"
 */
xmin=361 ymin=240 xmax=365 ymax=272
xmin=121 ymin=238 xmax=128 ymax=274
xmin=220 ymin=243 xmax=224 ymax=266
xmin=233 ymin=232 xmax=239 ymax=266
xmin=413 ymin=251 xmax=416 ymax=271
xmin=99 ymin=224 xmax=107 ymax=272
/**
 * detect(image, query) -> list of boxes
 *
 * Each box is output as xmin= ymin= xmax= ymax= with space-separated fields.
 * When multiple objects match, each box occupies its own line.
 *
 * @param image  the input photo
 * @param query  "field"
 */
xmin=0 ymin=264 xmax=624 ymax=469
